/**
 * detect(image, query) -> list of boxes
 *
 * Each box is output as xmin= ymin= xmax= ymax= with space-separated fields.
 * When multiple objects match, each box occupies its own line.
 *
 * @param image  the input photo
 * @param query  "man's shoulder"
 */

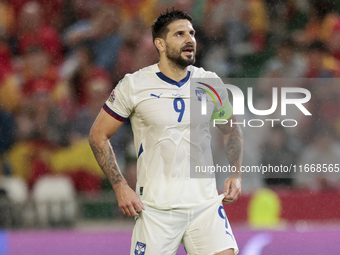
xmin=189 ymin=65 xmax=220 ymax=79
xmin=125 ymin=64 xmax=158 ymax=79
xmin=117 ymin=64 xmax=158 ymax=89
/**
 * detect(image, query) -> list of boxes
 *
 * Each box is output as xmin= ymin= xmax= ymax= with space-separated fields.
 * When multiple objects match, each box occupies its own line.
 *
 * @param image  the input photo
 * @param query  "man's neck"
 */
xmin=158 ymin=58 xmax=188 ymax=82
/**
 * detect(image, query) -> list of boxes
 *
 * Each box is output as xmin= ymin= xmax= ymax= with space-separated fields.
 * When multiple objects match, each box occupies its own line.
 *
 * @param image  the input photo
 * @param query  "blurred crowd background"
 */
xmin=0 ymin=0 xmax=340 ymax=228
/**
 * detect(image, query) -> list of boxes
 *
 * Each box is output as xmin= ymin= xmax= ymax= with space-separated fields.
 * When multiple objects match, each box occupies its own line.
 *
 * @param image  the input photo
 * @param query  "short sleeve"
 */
xmin=210 ymin=86 xmax=233 ymax=122
xmin=207 ymin=75 xmax=233 ymax=122
xmin=103 ymin=76 xmax=134 ymax=122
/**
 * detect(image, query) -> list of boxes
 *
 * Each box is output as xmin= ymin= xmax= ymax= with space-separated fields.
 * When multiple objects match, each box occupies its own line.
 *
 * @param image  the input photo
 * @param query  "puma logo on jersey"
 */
xmin=150 ymin=93 xmax=162 ymax=98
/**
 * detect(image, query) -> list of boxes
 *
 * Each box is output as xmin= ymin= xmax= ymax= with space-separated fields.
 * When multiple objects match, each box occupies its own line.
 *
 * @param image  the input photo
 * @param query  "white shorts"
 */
xmin=130 ymin=194 xmax=239 ymax=255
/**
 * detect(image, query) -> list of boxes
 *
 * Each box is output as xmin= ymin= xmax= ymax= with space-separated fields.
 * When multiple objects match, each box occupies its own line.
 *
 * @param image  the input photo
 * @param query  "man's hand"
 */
xmin=114 ymin=183 xmax=145 ymax=217
xmin=223 ymin=176 xmax=242 ymax=204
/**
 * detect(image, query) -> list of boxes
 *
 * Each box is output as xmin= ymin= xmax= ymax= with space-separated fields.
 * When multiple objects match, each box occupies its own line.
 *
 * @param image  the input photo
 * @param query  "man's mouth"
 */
xmin=182 ymin=47 xmax=195 ymax=55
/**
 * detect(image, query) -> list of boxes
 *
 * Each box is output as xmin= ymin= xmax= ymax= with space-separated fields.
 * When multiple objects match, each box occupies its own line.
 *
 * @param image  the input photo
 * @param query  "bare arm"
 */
xmin=89 ymin=109 xmax=144 ymax=216
xmin=216 ymin=115 xmax=244 ymax=204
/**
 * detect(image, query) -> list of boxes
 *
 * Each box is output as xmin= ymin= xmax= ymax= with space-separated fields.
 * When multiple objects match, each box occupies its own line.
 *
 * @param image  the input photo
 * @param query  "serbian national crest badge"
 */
xmin=134 ymin=241 xmax=146 ymax=255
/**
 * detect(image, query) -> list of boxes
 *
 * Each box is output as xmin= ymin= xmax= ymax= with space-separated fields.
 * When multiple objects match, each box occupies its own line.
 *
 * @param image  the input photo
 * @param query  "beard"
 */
xmin=165 ymin=43 xmax=196 ymax=69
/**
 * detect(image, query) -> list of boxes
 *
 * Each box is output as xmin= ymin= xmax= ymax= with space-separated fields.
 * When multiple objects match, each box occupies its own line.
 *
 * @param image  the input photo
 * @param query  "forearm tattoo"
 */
xmin=216 ymin=117 xmax=244 ymax=170
xmin=225 ymin=125 xmax=244 ymax=168
xmin=90 ymin=140 xmax=124 ymax=186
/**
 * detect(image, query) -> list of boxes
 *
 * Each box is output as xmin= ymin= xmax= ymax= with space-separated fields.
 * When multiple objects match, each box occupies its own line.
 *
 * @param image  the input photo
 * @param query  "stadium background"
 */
xmin=0 ymin=0 xmax=340 ymax=254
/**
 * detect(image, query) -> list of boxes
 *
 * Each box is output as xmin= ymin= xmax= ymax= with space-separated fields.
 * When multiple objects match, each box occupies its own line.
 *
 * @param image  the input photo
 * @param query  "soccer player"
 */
xmin=89 ymin=9 xmax=244 ymax=255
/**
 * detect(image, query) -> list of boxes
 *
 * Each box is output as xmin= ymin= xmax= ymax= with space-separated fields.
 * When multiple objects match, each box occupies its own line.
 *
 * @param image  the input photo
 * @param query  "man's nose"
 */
xmin=185 ymin=33 xmax=195 ymax=44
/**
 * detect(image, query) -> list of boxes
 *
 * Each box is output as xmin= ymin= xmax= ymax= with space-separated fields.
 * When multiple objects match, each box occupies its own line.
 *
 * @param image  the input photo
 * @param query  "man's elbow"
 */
xmin=89 ymin=126 xmax=100 ymax=149
xmin=89 ymin=123 xmax=112 ymax=147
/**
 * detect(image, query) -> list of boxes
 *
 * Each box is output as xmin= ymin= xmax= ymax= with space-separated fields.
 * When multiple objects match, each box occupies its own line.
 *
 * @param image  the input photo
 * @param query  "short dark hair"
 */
xmin=151 ymin=8 xmax=192 ymax=42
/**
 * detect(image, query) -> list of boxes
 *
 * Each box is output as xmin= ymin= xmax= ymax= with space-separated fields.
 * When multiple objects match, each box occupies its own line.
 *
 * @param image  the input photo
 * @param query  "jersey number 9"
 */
xmin=173 ymin=98 xmax=185 ymax=122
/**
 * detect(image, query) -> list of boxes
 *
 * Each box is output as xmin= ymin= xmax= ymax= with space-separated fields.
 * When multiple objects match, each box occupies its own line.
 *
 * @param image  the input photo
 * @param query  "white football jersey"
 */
xmin=104 ymin=64 xmax=233 ymax=209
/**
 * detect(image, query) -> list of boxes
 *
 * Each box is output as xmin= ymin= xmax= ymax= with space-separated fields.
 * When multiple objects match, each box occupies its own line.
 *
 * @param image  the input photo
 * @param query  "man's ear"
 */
xmin=154 ymin=38 xmax=166 ymax=53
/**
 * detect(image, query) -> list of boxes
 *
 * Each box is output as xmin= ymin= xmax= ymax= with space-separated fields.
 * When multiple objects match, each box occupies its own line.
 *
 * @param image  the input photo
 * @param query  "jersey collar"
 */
xmin=156 ymin=68 xmax=191 ymax=88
